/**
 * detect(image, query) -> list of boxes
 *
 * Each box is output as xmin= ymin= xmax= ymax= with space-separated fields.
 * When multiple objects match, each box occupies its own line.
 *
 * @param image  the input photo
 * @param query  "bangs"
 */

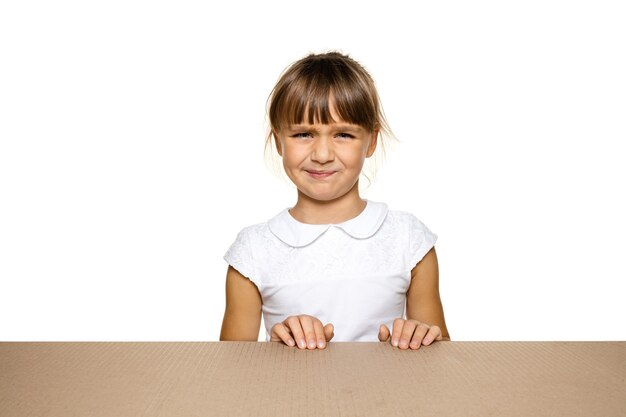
xmin=269 ymin=56 xmax=378 ymax=132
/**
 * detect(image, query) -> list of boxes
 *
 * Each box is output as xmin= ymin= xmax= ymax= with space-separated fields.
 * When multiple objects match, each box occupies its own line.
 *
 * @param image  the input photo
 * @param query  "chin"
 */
xmin=300 ymin=187 xmax=350 ymax=202
xmin=301 ymin=192 xmax=336 ymax=202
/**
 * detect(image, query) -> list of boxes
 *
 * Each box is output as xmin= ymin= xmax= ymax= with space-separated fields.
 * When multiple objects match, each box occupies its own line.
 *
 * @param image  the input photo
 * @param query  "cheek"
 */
xmin=281 ymin=145 xmax=307 ymax=167
xmin=341 ymin=146 xmax=367 ymax=168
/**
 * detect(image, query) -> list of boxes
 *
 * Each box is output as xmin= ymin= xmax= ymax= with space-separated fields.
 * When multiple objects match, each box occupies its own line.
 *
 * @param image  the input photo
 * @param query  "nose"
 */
xmin=311 ymin=136 xmax=335 ymax=164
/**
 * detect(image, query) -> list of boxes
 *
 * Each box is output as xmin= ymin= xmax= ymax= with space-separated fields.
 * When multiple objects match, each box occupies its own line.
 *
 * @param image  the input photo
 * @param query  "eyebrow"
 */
xmin=287 ymin=123 xmax=363 ymax=132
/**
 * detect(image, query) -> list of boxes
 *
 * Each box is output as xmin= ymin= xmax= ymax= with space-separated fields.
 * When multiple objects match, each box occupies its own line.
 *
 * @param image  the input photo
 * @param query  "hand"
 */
xmin=378 ymin=318 xmax=443 ymax=350
xmin=270 ymin=314 xmax=334 ymax=350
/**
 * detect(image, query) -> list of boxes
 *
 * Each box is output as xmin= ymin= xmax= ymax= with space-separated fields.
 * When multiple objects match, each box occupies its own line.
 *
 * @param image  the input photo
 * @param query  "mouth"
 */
xmin=305 ymin=170 xmax=336 ymax=179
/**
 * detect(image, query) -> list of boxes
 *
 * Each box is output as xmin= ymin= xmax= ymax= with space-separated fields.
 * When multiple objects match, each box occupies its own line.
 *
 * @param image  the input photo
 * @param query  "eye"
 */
xmin=336 ymin=133 xmax=355 ymax=139
xmin=291 ymin=132 xmax=312 ymax=139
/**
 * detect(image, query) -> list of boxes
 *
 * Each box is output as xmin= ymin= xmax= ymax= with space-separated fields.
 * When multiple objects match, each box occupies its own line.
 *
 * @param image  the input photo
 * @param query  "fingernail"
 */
xmin=287 ymin=339 xmax=295 ymax=347
xmin=423 ymin=338 xmax=431 ymax=345
xmin=318 ymin=340 xmax=325 ymax=348
xmin=308 ymin=340 xmax=316 ymax=349
xmin=299 ymin=339 xmax=306 ymax=348
xmin=392 ymin=338 xmax=398 ymax=347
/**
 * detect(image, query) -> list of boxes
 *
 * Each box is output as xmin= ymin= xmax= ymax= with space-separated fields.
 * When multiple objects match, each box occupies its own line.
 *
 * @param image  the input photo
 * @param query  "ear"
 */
xmin=366 ymin=129 xmax=378 ymax=158
xmin=273 ymin=131 xmax=283 ymax=156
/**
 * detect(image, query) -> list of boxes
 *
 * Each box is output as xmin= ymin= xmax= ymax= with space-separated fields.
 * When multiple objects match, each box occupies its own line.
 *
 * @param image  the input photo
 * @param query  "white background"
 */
xmin=1 ymin=1 xmax=624 ymax=341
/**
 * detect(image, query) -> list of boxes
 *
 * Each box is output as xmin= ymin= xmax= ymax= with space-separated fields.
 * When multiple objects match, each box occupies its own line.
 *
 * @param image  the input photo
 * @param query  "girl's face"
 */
xmin=274 ymin=104 xmax=377 ymax=203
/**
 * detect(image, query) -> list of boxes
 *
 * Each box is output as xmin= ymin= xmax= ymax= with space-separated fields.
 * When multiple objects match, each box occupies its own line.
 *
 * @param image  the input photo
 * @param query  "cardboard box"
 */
xmin=1 ymin=341 xmax=624 ymax=416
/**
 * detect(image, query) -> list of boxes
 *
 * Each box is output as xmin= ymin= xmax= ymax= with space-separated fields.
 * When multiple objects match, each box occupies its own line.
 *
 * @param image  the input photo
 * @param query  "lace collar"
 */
xmin=268 ymin=200 xmax=389 ymax=248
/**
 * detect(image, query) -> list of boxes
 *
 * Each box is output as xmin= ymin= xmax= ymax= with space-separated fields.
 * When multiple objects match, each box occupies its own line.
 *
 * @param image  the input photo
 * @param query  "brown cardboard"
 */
xmin=1 ymin=342 xmax=624 ymax=416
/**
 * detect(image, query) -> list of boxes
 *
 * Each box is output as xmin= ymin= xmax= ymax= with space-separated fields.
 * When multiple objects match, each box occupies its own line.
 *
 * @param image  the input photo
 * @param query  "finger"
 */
xmin=390 ymin=318 xmax=405 ymax=347
xmin=378 ymin=324 xmax=390 ymax=342
xmin=399 ymin=320 xmax=419 ymax=350
xmin=285 ymin=316 xmax=307 ymax=349
xmin=298 ymin=315 xmax=318 ymax=350
xmin=312 ymin=318 xmax=327 ymax=349
xmin=270 ymin=323 xmax=296 ymax=347
xmin=409 ymin=323 xmax=431 ymax=350
xmin=324 ymin=323 xmax=334 ymax=342
xmin=422 ymin=325 xmax=442 ymax=346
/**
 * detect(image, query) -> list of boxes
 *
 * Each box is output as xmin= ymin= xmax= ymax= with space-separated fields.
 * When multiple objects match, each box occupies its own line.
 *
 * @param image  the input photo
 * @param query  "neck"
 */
xmin=289 ymin=183 xmax=366 ymax=224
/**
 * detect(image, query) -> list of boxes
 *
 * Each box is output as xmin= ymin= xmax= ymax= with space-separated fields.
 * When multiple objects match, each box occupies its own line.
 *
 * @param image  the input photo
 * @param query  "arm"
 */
xmin=219 ymin=265 xmax=263 ymax=341
xmin=405 ymin=246 xmax=450 ymax=340
xmin=378 ymin=246 xmax=450 ymax=347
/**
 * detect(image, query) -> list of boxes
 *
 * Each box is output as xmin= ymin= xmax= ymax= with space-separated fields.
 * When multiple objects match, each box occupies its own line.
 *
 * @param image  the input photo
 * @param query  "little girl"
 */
xmin=220 ymin=51 xmax=450 ymax=350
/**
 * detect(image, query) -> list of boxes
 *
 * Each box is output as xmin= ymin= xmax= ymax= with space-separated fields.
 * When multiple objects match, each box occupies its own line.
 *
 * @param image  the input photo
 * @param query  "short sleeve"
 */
xmin=407 ymin=214 xmax=438 ymax=269
xmin=223 ymin=227 xmax=259 ymax=285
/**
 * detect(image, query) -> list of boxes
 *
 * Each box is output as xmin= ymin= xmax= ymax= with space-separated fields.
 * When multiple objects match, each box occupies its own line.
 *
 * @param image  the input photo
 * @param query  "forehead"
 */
xmin=286 ymin=120 xmax=364 ymax=132
xmin=275 ymin=95 xmax=371 ymax=132
xmin=295 ymin=101 xmax=342 ymax=124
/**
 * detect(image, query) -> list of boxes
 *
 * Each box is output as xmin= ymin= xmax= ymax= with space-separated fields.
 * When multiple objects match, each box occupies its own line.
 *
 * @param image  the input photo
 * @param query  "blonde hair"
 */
xmin=264 ymin=51 xmax=396 ymax=186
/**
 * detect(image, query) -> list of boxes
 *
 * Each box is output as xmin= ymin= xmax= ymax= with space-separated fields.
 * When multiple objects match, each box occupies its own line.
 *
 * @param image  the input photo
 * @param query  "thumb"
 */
xmin=378 ymin=324 xmax=390 ymax=342
xmin=324 ymin=323 xmax=334 ymax=341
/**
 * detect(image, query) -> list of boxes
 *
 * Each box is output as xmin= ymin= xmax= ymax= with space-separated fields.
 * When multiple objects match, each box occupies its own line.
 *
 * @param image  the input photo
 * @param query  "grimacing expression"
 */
xmin=275 ymin=105 xmax=377 ymax=202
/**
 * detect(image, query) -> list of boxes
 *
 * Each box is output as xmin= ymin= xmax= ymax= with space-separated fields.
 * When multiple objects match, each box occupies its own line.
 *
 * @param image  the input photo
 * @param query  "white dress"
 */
xmin=224 ymin=200 xmax=438 ymax=342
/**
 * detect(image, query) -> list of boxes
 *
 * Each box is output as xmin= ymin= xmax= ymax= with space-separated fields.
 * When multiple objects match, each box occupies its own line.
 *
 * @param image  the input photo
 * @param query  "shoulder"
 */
xmin=227 ymin=221 xmax=273 ymax=249
xmin=234 ymin=221 xmax=269 ymax=238
xmin=383 ymin=208 xmax=433 ymax=233
xmin=380 ymin=206 xmax=438 ymax=268
xmin=226 ymin=208 xmax=299 ymax=253
xmin=381 ymin=208 xmax=436 ymax=244
xmin=223 ymin=220 xmax=278 ymax=286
